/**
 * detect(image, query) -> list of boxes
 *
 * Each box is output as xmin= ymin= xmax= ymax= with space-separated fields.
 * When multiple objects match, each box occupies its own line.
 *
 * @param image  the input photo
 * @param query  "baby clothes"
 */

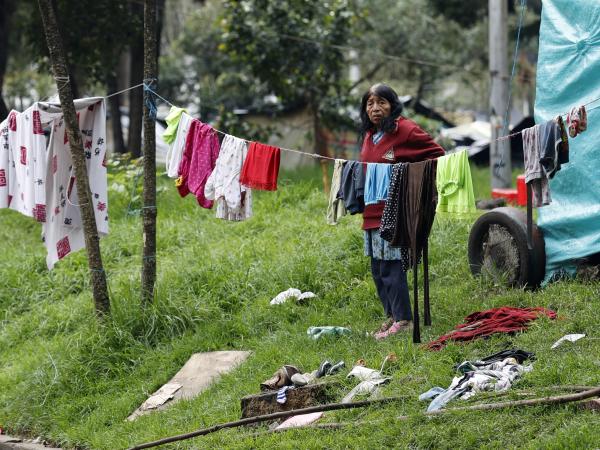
xmin=239 ymin=141 xmax=281 ymax=191
xmin=165 ymin=112 xmax=192 ymax=178
xmin=364 ymin=163 xmax=393 ymax=205
xmin=522 ymin=125 xmax=551 ymax=207
xmin=435 ymin=149 xmax=476 ymax=214
xmin=177 ymin=119 xmax=220 ymax=208
xmin=326 ymin=159 xmax=347 ymax=225
xmin=539 ymin=117 xmax=569 ymax=180
xmin=204 ymin=134 xmax=252 ymax=221
xmin=162 ymin=106 xmax=187 ymax=145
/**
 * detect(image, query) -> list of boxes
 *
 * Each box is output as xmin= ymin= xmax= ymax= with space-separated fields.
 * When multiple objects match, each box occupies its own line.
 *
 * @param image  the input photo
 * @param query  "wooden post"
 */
xmin=37 ymin=0 xmax=110 ymax=315
xmin=141 ymin=0 xmax=158 ymax=304
xmin=489 ymin=0 xmax=512 ymax=189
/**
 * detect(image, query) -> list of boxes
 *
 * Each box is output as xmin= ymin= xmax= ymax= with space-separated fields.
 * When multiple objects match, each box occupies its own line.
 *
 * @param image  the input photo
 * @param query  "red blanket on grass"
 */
xmin=427 ymin=306 xmax=557 ymax=351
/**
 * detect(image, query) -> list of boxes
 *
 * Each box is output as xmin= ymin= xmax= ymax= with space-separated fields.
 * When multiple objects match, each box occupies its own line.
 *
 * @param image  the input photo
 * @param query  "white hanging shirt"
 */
xmin=204 ymin=134 xmax=252 ymax=221
xmin=165 ymin=112 xmax=192 ymax=178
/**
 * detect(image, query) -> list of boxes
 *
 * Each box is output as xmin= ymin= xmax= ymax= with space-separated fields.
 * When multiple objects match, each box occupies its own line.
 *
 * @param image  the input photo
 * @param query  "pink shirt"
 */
xmin=177 ymin=119 xmax=220 ymax=208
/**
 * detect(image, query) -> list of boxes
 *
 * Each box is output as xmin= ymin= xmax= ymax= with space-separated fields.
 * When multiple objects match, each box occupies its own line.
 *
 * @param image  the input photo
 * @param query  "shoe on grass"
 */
xmin=374 ymin=320 xmax=413 ymax=340
xmin=327 ymin=360 xmax=345 ymax=375
xmin=315 ymin=360 xmax=332 ymax=378
xmin=374 ymin=318 xmax=394 ymax=335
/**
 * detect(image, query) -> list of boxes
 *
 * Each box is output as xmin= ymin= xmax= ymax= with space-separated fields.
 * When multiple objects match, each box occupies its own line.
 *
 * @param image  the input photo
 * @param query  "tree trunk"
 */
xmin=312 ymin=105 xmax=331 ymax=194
xmin=37 ymin=0 xmax=110 ymax=316
xmin=0 ymin=0 xmax=14 ymax=121
xmin=141 ymin=0 xmax=158 ymax=305
xmin=106 ymin=72 xmax=126 ymax=154
xmin=128 ymin=1 xmax=144 ymax=157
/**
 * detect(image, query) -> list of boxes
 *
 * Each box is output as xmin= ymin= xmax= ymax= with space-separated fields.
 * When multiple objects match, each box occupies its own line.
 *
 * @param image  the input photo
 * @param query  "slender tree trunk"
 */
xmin=141 ymin=0 xmax=158 ymax=304
xmin=312 ymin=104 xmax=331 ymax=194
xmin=106 ymin=72 xmax=126 ymax=154
xmin=0 ymin=0 xmax=14 ymax=121
xmin=37 ymin=0 xmax=110 ymax=315
xmin=128 ymin=1 xmax=144 ymax=157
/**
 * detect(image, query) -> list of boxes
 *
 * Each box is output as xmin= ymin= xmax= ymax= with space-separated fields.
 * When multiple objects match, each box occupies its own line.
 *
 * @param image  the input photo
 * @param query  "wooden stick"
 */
xmin=127 ymin=395 xmax=410 ymax=449
xmin=128 ymin=387 xmax=600 ymax=449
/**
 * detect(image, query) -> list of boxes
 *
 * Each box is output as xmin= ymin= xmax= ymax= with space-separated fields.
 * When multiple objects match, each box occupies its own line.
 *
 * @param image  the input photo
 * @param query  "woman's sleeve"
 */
xmin=405 ymin=126 xmax=445 ymax=161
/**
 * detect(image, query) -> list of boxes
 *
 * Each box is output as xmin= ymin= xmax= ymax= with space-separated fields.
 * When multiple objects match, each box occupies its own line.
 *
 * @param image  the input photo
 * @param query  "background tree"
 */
xmin=221 ymin=0 xmax=360 ymax=189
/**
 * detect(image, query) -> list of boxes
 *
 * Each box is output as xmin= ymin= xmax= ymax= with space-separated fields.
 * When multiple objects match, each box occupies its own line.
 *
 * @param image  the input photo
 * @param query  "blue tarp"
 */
xmin=535 ymin=0 xmax=600 ymax=281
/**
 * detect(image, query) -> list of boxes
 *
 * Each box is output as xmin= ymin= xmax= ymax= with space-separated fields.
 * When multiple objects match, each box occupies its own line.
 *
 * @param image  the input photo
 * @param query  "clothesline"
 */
xmin=47 ymin=80 xmax=600 ymax=160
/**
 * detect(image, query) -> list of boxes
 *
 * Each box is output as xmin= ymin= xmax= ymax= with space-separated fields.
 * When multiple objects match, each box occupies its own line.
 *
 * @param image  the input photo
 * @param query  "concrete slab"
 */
xmin=0 ymin=435 xmax=61 ymax=450
xmin=128 ymin=350 xmax=251 ymax=420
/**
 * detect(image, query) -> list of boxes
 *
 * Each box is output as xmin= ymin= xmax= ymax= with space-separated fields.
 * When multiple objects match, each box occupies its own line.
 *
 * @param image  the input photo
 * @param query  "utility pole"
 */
xmin=141 ymin=0 xmax=158 ymax=304
xmin=37 ymin=0 xmax=110 ymax=315
xmin=489 ymin=0 xmax=512 ymax=189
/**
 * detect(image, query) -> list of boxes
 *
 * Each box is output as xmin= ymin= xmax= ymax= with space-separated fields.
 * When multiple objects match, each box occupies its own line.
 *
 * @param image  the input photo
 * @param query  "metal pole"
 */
xmin=489 ymin=0 xmax=512 ymax=189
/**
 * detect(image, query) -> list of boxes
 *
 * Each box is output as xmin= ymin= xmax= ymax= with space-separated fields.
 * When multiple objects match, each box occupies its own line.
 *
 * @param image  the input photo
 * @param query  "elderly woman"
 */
xmin=359 ymin=83 xmax=444 ymax=340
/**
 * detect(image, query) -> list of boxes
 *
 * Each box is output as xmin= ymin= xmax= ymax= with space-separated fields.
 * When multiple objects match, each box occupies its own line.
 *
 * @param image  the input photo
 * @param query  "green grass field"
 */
xmin=0 ymin=162 xmax=598 ymax=449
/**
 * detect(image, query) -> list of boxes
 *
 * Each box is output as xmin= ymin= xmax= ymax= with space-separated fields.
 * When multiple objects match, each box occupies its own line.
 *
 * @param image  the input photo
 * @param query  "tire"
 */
xmin=468 ymin=207 xmax=545 ymax=289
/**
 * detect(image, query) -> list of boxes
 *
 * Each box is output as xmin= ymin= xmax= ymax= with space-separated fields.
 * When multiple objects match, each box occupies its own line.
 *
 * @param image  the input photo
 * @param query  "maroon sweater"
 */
xmin=360 ymin=117 xmax=445 ymax=230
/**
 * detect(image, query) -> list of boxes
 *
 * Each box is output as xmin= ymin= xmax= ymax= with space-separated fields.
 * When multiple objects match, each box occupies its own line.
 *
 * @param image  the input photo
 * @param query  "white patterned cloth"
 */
xmin=0 ymin=97 xmax=108 ymax=269
xmin=204 ymin=134 xmax=252 ymax=221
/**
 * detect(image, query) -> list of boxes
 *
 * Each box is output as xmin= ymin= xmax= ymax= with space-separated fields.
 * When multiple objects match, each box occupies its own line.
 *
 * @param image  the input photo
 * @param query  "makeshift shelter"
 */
xmin=535 ymin=0 xmax=600 ymax=281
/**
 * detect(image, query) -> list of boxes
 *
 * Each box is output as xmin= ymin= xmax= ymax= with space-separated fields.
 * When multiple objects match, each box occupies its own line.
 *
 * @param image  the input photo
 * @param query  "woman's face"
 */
xmin=366 ymin=94 xmax=391 ymax=126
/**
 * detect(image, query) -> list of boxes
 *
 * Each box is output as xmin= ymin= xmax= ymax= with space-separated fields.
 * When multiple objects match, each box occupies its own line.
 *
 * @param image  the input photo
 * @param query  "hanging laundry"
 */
xmin=364 ymin=163 xmax=393 ymax=206
xmin=435 ymin=149 xmax=476 ymax=214
xmin=337 ymin=160 xmax=365 ymax=214
xmin=162 ymin=106 xmax=187 ymax=145
xmin=539 ymin=116 xmax=569 ymax=180
xmin=522 ymin=125 xmax=550 ymax=207
xmin=239 ymin=141 xmax=281 ymax=191
xmin=567 ymin=105 xmax=587 ymax=138
xmin=176 ymin=119 xmax=220 ymax=208
xmin=326 ymin=159 xmax=347 ymax=225
xmin=380 ymin=159 xmax=437 ymax=343
xmin=165 ymin=112 xmax=192 ymax=178
xmin=427 ymin=306 xmax=557 ymax=351
xmin=0 ymin=98 xmax=108 ymax=269
xmin=204 ymin=134 xmax=252 ymax=221
xmin=522 ymin=117 xmax=569 ymax=207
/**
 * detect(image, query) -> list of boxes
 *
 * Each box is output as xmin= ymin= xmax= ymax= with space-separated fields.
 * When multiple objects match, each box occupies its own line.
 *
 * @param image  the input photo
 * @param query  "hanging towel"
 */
xmin=177 ymin=119 xmax=220 ymax=208
xmin=436 ymin=149 xmax=476 ymax=214
xmin=239 ymin=141 xmax=280 ymax=191
xmin=364 ymin=163 xmax=393 ymax=206
xmin=326 ymin=159 xmax=347 ymax=225
xmin=162 ymin=106 xmax=187 ymax=145
xmin=522 ymin=125 xmax=551 ymax=207
xmin=338 ymin=161 xmax=365 ymax=214
xmin=165 ymin=112 xmax=192 ymax=178
xmin=204 ymin=134 xmax=252 ymax=221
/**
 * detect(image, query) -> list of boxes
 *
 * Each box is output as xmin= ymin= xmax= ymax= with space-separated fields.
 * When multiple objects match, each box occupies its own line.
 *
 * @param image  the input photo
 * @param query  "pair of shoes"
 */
xmin=373 ymin=318 xmax=394 ymax=335
xmin=374 ymin=320 xmax=413 ymax=340
xmin=315 ymin=360 xmax=345 ymax=378
xmin=260 ymin=365 xmax=301 ymax=391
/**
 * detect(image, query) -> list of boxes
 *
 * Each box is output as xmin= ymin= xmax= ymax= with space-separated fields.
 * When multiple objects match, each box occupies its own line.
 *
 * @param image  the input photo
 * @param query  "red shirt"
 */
xmin=360 ymin=117 xmax=444 ymax=230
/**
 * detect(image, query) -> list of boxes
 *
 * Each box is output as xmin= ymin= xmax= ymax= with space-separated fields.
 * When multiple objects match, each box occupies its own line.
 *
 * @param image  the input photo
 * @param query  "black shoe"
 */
xmin=315 ymin=360 xmax=332 ymax=378
xmin=327 ymin=360 xmax=345 ymax=375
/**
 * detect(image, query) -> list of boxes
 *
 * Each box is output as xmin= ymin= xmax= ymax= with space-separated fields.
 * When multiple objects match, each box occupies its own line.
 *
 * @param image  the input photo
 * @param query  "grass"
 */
xmin=0 ymin=162 xmax=599 ymax=450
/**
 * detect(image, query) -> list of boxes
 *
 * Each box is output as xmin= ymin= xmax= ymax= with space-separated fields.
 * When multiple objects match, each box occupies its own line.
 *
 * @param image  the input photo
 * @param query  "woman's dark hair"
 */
xmin=358 ymin=83 xmax=403 ymax=143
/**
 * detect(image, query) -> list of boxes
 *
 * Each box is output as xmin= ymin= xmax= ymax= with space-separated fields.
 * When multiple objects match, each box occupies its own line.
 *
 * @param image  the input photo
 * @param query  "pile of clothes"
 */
xmin=420 ymin=349 xmax=535 ymax=411
xmin=427 ymin=306 xmax=557 ymax=350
